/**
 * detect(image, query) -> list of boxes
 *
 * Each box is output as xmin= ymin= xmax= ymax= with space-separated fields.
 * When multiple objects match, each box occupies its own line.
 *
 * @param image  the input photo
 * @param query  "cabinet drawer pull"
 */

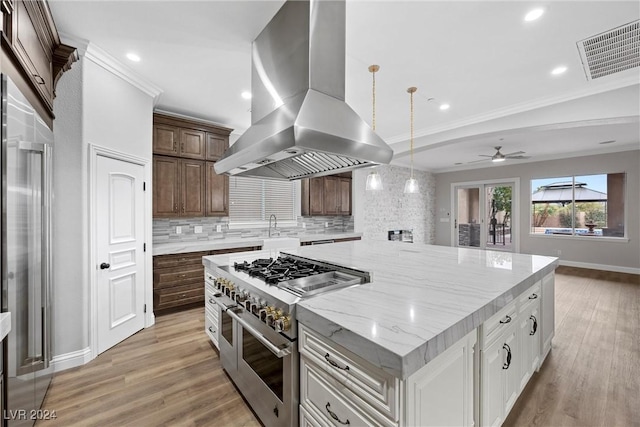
xmin=174 ymin=203 xmax=178 ymax=213
xmin=33 ymin=74 xmax=45 ymax=85
xmin=324 ymin=353 xmax=349 ymax=371
xmin=181 ymin=294 xmax=187 ymax=298
xmin=530 ymin=315 xmax=538 ymax=336
xmin=325 ymin=402 xmax=350 ymax=425
xmin=528 ymin=293 xmax=538 ymax=300
xmin=502 ymin=343 xmax=512 ymax=370
xmin=499 ymin=315 xmax=512 ymax=324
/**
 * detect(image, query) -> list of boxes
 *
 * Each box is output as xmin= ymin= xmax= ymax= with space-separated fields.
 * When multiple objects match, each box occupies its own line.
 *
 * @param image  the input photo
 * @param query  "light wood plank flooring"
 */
xmin=38 ymin=266 xmax=638 ymax=427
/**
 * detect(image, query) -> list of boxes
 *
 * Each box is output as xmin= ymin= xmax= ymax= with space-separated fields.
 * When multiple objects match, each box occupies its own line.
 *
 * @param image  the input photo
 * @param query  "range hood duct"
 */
xmin=214 ymin=0 xmax=393 ymax=180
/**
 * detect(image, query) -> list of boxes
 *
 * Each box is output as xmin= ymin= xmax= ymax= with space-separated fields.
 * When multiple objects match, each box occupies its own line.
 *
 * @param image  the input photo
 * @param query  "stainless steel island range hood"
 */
xmin=214 ymin=0 xmax=393 ymax=180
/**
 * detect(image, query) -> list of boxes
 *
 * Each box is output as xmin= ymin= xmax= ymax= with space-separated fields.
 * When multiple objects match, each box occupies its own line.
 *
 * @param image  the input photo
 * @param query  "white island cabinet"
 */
xmin=294 ymin=241 xmax=558 ymax=427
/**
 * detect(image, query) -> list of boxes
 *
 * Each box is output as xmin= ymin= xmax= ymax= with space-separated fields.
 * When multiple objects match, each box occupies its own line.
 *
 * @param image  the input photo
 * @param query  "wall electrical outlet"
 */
xmin=176 ymin=226 xmax=182 ymax=234
xmin=302 ymin=223 xmax=306 ymax=228
xmin=194 ymin=226 xmax=203 ymax=234
xmin=324 ymin=222 xmax=329 ymax=227
xmin=216 ymin=224 xmax=222 ymax=232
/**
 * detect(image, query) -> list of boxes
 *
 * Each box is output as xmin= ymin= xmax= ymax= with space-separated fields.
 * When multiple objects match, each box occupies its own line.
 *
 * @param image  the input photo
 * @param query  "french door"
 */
xmin=453 ymin=180 xmax=518 ymax=252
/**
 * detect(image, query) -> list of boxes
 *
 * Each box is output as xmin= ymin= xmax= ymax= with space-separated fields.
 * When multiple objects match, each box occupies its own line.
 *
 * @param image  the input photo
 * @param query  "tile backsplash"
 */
xmin=153 ymin=216 xmax=354 ymax=243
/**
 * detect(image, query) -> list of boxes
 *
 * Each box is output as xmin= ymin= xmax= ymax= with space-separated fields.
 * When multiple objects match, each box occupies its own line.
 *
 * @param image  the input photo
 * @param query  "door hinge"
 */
xmin=143 ymin=181 xmax=146 ymax=191
xmin=144 ymin=304 xmax=147 ymax=313
xmin=143 ymin=243 xmax=146 ymax=252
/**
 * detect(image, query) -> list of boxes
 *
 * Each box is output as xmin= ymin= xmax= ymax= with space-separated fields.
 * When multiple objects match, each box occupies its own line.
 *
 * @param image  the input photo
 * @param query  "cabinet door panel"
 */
xmin=309 ymin=177 xmax=324 ymax=215
xmin=338 ymin=178 xmax=351 ymax=215
xmin=323 ymin=177 xmax=339 ymax=215
xmin=153 ymin=156 xmax=180 ymax=217
xmin=206 ymin=133 xmax=229 ymax=161
xmin=503 ymin=328 xmax=520 ymax=415
xmin=179 ymin=129 xmax=206 ymax=159
xmin=181 ymin=160 xmax=205 ymax=216
xmin=482 ymin=340 xmax=505 ymax=427
xmin=153 ymin=124 xmax=179 ymax=155
xmin=206 ymin=161 xmax=229 ymax=216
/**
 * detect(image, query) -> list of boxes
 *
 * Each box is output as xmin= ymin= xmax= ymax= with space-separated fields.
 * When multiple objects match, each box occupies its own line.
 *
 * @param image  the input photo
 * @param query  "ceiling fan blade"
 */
xmin=478 ymin=154 xmax=493 ymax=158
xmin=506 ymin=155 xmax=531 ymax=159
xmin=504 ymin=151 xmax=525 ymax=156
xmin=467 ymin=158 xmax=491 ymax=164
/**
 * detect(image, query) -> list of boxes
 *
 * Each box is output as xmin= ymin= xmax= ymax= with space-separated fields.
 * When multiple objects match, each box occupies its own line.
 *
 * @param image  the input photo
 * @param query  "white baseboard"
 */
xmin=51 ymin=347 xmax=93 ymax=373
xmin=559 ymin=260 xmax=640 ymax=275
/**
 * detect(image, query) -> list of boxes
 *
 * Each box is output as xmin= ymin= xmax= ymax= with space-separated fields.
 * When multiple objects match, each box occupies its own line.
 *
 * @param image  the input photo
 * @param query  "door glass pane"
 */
xmin=242 ymin=329 xmax=283 ymax=401
xmin=457 ymin=188 xmax=480 ymax=247
xmin=486 ymin=185 xmax=513 ymax=251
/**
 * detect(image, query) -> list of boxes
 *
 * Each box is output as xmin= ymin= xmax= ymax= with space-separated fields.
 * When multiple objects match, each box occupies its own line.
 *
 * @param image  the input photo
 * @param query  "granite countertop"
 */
xmin=293 ymin=240 xmax=558 ymax=379
xmin=153 ymin=232 xmax=362 ymax=255
xmin=0 ymin=312 xmax=11 ymax=341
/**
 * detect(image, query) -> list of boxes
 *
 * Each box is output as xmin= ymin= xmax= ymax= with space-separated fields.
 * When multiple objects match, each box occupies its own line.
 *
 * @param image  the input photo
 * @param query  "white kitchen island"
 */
xmin=294 ymin=240 xmax=558 ymax=427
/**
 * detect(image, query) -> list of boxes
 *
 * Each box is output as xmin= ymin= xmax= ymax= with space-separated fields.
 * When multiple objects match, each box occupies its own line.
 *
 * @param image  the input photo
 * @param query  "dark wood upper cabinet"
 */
xmin=153 ymin=124 xmax=179 ymax=156
xmin=205 ymin=133 xmax=229 ymax=161
xmin=179 ymin=129 xmax=206 ymax=159
xmin=205 ymin=162 xmax=228 ymax=216
xmin=2 ymin=0 xmax=77 ymax=128
xmin=153 ymin=156 xmax=180 ymax=218
xmin=181 ymin=160 xmax=206 ymax=217
xmin=152 ymin=113 xmax=232 ymax=218
xmin=301 ymin=173 xmax=351 ymax=216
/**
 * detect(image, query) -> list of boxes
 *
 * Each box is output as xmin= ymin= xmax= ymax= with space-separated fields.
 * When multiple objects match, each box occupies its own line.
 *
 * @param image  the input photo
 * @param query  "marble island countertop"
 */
xmin=153 ymin=232 xmax=362 ymax=256
xmin=293 ymin=240 xmax=558 ymax=379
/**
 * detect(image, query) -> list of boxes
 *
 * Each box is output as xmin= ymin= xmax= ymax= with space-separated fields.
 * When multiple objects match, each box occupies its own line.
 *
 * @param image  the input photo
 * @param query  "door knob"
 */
xmin=100 ymin=262 xmax=110 ymax=270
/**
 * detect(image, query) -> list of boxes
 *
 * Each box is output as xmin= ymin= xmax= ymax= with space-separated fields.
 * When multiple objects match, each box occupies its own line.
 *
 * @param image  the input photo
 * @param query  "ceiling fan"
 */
xmin=468 ymin=146 xmax=531 ymax=163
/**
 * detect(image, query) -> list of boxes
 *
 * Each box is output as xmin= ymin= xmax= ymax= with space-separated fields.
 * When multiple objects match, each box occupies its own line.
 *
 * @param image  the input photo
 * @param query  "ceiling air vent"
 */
xmin=577 ymin=20 xmax=640 ymax=80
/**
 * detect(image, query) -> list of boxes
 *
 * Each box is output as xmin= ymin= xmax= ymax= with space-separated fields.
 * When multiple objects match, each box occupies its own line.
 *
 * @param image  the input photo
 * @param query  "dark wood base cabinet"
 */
xmin=153 ymin=246 xmax=260 ymax=313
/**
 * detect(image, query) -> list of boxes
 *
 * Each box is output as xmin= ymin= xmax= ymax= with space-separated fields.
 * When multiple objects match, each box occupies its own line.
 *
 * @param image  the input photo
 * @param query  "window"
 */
xmin=530 ymin=173 xmax=625 ymax=237
xmin=228 ymin=177 xmax=297 ymax=224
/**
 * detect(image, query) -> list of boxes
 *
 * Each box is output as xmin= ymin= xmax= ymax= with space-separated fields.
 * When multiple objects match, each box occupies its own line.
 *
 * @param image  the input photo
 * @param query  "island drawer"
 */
xmin=299 ymin=324 xmax=399 ymax=422
xmin=205 ymin=306 xmax=218 ymax=348
xmin=153 ymin=282 xmax=204 ymax=310
xmin=518 ymin=282 xmax=541 ymax=314
xmin=153 ymin=251 xmax=210 ymax=269
xmin=300 ymin=357 xmax=397 ymax=427
xmin=482 ymin=301 xmax=518 ymax=347
xmin=205 ymin=284 xmax=217 ymax=314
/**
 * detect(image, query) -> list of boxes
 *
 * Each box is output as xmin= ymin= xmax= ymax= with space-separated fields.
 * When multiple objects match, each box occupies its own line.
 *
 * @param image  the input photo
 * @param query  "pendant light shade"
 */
xmin=365 ymin=170 xmax=383 ymax=190
xmin=366 ymin=65 xmax=383 ymax=191
xmin=404 ymin=87 xmax=419 ymax=194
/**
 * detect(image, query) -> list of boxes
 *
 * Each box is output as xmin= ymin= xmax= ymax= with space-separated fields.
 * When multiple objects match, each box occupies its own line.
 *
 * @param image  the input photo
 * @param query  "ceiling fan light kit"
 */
xmin=404 ymin=86 xmax=419 ymax=194
xmin=366 ymin=64 xmax=383 ymax=191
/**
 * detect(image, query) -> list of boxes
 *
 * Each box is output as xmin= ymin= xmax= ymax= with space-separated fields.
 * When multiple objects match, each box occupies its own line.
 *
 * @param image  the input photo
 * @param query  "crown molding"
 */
xmin=59 ymin=32 xmax=163 ymax=104
xmin=386 ymin=75 xmax=640 ymax=146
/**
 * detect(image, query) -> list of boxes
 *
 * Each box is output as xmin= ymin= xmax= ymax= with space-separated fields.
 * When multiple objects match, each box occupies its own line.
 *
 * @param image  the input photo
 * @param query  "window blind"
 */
xmin=229 ymin=176 xmax=296 ymax=222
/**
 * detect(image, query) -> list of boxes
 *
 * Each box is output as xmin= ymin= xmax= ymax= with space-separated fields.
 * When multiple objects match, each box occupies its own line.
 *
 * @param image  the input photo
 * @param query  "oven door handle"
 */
xmin=226 ymin=309 xmax=292 ymax=358
xmin=211 ymin=295 xmax=292 ymax=359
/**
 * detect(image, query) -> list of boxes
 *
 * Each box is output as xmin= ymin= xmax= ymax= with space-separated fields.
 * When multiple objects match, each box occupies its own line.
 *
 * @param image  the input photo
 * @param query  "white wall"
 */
xmin=354 ymin=165 xmax=435 ymax=244
xmin=52 ymin=50 xmax=154 ymax=360
xmin=434 ymin=150 xmax=640 ymax=272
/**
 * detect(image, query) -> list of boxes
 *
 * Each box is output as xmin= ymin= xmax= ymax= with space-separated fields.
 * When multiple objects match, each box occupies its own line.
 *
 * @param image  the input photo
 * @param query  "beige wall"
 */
xmin=434 ymin=150 xmax=640 ymax=271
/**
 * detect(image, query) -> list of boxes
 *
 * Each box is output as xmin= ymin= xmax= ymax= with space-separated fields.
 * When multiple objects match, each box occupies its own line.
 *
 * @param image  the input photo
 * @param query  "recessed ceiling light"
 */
xmin=241 ymin=91 xmax=252 ymax=100
xmin=126 ymin=52 xmax=141 ymax=62
xmin=551 ymin=66 xmax=567 ymax=75
xmin=439 ymin=104 xmax=450 ymax=111
xmin=524 ymin=8 xmax=544 ymax=22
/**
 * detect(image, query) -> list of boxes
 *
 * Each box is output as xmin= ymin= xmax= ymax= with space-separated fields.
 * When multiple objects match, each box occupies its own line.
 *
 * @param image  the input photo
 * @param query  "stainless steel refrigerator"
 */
xmin=1 ymin=75 xmax=53 ymax=425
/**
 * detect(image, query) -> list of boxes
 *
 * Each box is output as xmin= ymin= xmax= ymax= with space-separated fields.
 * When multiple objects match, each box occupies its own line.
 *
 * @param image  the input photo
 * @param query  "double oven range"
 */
xmin=205 ymin=252 xmax=370 ymax=427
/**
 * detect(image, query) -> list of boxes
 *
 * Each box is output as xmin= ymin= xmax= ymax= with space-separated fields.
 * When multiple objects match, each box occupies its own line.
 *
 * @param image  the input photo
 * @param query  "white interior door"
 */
xmin=96 ymin=155 xmax=145 ymax=354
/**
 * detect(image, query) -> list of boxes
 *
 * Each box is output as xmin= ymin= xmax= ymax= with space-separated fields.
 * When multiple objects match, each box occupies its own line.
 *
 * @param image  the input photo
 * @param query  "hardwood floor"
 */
xmin=38 ymin=266 xmax=638 ymax=426
xmin=505 ymin=267 xmax=640 ymax=427
xmin=38 ymin=309 xmax=260 ymax=426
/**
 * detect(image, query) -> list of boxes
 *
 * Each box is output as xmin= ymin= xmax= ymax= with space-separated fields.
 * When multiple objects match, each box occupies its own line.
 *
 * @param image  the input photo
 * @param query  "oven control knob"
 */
xmin=260 ymin=306 xmax=277 ymax=322
xmin=244 ymin=298 xmax=252 ymax=311
xmin=267 ymin=309 xmax=284 ymax=328
xmin=275 ymin=315 xmax=291 ymax=332
xmin=251 ymin=299 xmax=266 ymax=316
xmin=235 ymin=290 xmax=248 ymax=304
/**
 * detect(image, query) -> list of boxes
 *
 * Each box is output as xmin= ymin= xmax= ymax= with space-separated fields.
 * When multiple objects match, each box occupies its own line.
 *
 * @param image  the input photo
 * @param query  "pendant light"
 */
xmin=365 ymin=65 xmax=383 ymax=191
xmin=404 ymin=87 xmax=419 ymax=194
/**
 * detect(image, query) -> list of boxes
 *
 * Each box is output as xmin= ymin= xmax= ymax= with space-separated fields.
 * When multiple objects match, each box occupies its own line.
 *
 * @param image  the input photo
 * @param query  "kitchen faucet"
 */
xmin=268 ymin=214 xmax=277 ymax=237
